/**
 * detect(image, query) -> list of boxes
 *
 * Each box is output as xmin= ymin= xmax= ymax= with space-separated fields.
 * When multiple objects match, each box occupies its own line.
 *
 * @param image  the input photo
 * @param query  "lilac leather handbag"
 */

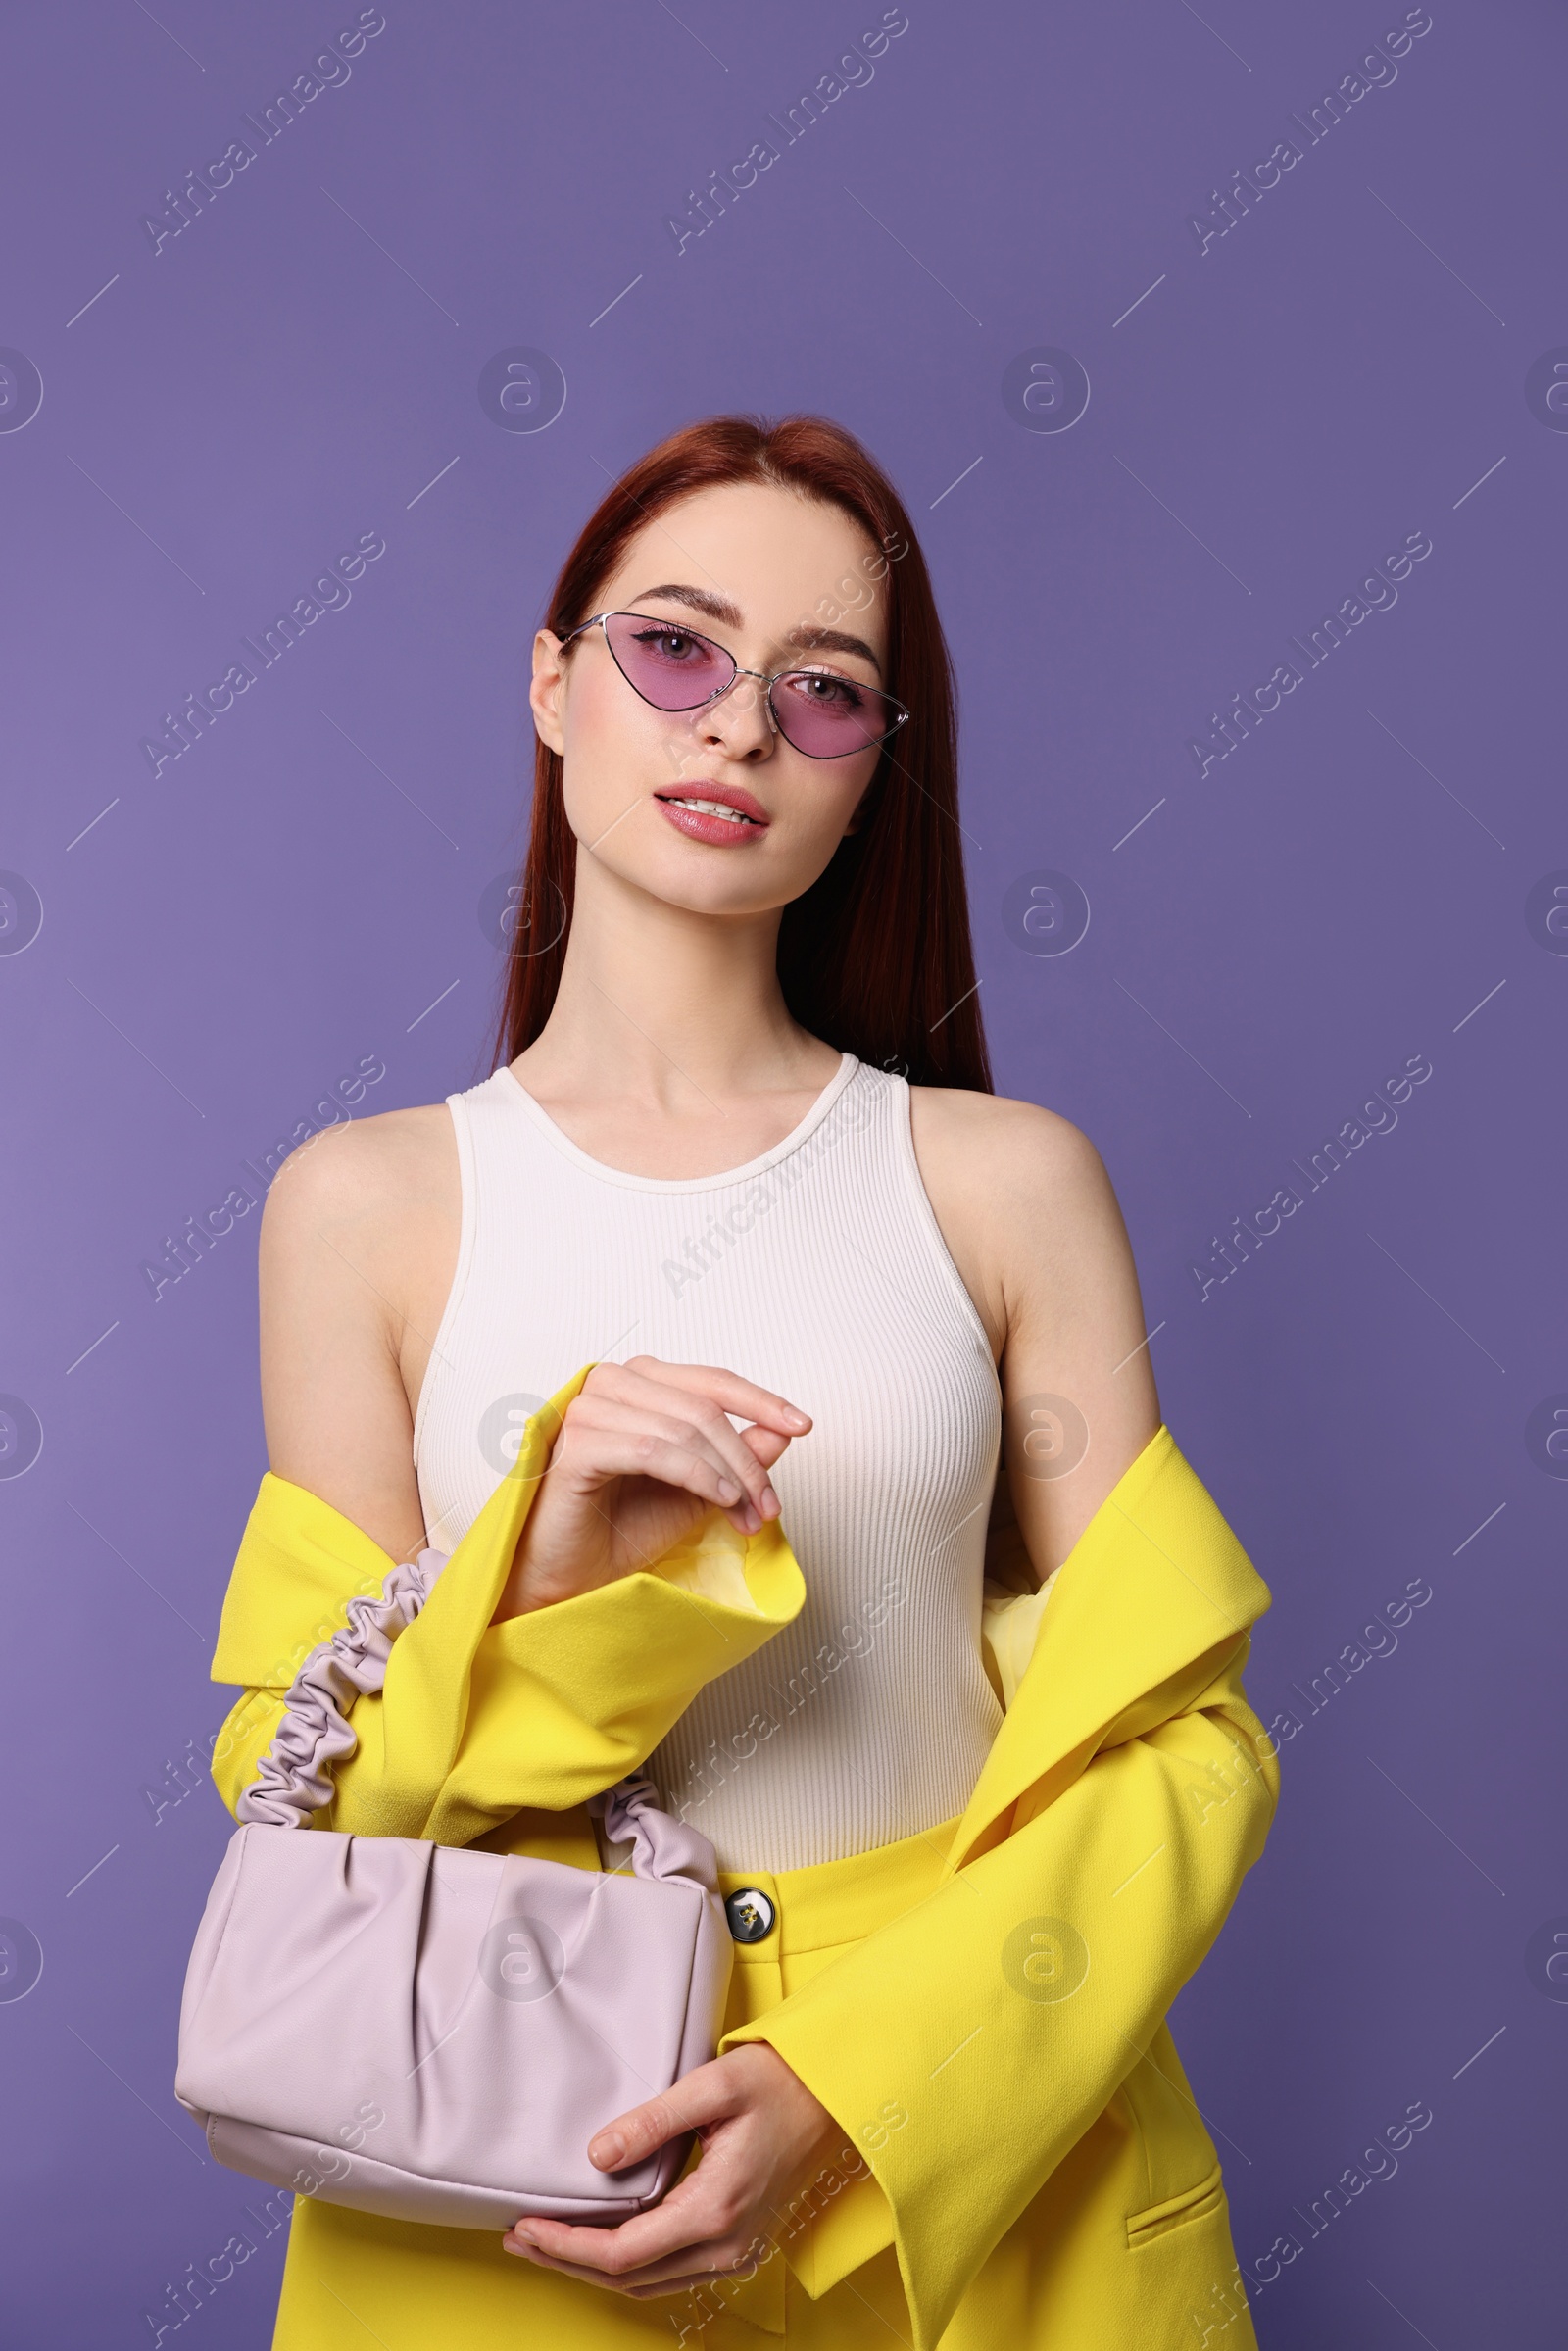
xmin=173 ymin=1545 xmax=735 ymax=2230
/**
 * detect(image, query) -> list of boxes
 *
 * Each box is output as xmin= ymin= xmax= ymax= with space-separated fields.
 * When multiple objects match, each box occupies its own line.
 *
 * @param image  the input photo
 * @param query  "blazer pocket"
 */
xmin=1125 ymin=2161 xmax=1225 ymax=2251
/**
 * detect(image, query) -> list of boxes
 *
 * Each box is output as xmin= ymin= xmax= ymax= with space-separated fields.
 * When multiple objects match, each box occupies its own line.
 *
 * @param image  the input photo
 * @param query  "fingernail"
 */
xmin=510 ymin=2226 xmax=538 ymax=2249
xmin=593 ymin=2132 xmax=626 ymax=2167
xmin=760 ymin=1487 xmax=779 ymax=1516
xmin=785 ymin=1408 xmax=809 ymax=1427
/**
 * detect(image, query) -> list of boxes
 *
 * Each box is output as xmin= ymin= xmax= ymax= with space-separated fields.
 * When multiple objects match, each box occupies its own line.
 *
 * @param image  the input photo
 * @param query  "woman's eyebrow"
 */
xmin=785 ymin=621 xmax=883 ymax=676
xmin=630 ymin=582 xmax=884 ymax=677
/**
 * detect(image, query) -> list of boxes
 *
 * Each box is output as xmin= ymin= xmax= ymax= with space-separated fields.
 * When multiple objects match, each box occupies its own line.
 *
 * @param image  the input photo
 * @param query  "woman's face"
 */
xmin=530 ymin=480 xmax=894 ymax=918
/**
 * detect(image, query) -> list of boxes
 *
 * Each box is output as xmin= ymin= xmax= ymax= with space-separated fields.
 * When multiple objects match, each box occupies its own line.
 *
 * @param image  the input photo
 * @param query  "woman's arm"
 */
xmin=909 ymin=1088 xmax=1163 ymax=1576
xmin=208 ymin=1106 xmax=459 ymax=1820
xmin=257 ymin=1106 xmax=458 ymax=1560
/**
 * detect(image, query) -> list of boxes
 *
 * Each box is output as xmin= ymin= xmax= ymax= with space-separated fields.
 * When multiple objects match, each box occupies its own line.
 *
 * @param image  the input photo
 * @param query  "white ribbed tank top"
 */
xmin=412 ymin=1051 xmax=1004 ymax=1873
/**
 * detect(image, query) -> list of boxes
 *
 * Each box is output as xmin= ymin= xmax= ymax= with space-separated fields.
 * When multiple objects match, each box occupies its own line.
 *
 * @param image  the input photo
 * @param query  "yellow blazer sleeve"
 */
xmin=210 ymin=1361 xmax=806 ymax=1847
xmin=721 ymin=1427 xmax=1280 ymax=2351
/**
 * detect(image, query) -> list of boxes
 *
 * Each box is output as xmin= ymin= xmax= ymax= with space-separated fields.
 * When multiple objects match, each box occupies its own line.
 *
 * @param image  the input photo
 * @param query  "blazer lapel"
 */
xmin=946 ymin=1426 xmax=1273 ymax=1875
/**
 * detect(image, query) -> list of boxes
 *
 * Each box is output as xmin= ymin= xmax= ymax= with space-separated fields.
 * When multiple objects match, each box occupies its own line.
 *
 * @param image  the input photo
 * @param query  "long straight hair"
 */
xmin=491 ymin=412 xmax=993 ymax=1092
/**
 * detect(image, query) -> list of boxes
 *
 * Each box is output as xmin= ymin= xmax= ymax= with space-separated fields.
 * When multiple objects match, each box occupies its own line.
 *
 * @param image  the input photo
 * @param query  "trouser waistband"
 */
xmin=715 ymin=1814 xmax=958 ymax=1959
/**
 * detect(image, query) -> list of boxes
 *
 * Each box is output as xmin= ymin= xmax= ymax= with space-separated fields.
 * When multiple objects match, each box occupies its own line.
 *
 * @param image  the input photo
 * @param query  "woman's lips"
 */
xmin=654 ymin=791 xmax=770 ymax=847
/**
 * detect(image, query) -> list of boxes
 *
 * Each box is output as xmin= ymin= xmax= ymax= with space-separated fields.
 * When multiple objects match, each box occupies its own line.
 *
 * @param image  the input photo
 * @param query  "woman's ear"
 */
xmin=530 ymin=629 xmax=568 ymax=756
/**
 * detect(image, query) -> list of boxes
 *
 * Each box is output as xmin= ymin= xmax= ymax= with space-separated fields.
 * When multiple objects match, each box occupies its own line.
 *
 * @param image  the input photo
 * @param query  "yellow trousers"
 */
xmin=270 ymin=1822 xmax=939 ymax=2344
xmin=269 ymin=1813 xmax=1254 ymax=2347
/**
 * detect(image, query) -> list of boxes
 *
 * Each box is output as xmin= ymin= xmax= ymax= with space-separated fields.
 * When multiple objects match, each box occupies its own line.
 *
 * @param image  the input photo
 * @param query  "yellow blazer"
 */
xmin=209 ymin=1361 xmax=1279 ymax=2350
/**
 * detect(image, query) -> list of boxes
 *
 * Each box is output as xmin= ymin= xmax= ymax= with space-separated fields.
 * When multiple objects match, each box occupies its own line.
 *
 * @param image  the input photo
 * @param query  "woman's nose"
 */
xmin=698 ymin=671 xmax=775 ymax=751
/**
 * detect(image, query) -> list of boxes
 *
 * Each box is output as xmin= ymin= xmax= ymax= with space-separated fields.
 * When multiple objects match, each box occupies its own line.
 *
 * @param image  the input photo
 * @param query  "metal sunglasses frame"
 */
xmin=555 ymin=609 xmax=911 ymax=759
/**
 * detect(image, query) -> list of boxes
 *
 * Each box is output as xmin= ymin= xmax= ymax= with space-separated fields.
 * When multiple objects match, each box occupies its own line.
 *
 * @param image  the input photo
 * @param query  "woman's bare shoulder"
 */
xmin=260 ymin=1102 xmax=457 ymax=1236
xmin=907 ymin=1084 xmax=1109 ymax=1214
xmin=258 ymin=1101 xmax=460 ymax=1342
xmin=907 ymin=1084 xmax=1135 ymax=1339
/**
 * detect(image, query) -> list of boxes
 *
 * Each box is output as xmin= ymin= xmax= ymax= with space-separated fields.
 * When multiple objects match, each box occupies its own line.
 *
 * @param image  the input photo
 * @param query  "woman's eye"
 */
xmin=636 ymin=630 xmax=698 ymax=661
xmin=794 ymin=672 xmax=862 ymax=709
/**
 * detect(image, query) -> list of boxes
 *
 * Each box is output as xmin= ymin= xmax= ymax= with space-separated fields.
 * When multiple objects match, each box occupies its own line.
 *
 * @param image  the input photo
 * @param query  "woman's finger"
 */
xmin=559 ymin=1430 xmax=768 ymax=1532
xmin=592 ymin=1363 xmax=808 ymax=1523
xmin=583 ymin=1363 xmax=801 ymax=1520
xmin=506 ymin=2233 xmax=757 ymax=2296
xmin=507 ymin=2223 xmax=750 ymax=2290
xmin=562 ymin=1419 xmax=757 ymax=1533
xmin=604 ymin=1356 xmax=812 ymax=1438
xmin=508 ymin=2105 xmax=746 ymax=2276
xmin=506 ymin=2194 xmax=726 ymax=2279
xmin=586 ymin=2065 xmax=736 ymax=2173
xmin=559 ymin=1396 xmax=775 ymax=1529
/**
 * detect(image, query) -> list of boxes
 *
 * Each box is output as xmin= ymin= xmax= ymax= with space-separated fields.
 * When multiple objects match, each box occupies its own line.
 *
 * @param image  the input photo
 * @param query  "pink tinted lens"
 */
xmin=771 ymin=670 xmax=898 ymax=757
xmin=605 ymin=613 xmax=732 ymax=710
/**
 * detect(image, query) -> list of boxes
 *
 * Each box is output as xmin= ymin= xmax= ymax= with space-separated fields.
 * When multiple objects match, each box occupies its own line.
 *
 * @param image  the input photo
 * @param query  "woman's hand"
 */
xmin=501 ymin=2042 xmax=842 ymax=2297
xmin=493 ymin=1356 xmax=811 ymax=1620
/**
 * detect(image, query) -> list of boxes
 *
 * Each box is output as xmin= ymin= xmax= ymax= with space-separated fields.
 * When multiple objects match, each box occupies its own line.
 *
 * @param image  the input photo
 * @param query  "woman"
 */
xmin=220 ymin=413 xmax=1277 ymax=2346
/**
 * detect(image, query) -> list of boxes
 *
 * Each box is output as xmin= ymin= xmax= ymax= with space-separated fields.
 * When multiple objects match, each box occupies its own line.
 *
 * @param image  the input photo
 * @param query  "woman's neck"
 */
xmin=510 ymin=854 xmax=839 ymax=1124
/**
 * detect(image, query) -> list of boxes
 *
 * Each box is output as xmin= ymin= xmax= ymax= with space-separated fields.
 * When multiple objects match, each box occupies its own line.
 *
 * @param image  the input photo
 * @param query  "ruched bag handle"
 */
xmin=233 ymin=1549 xmax=698 ymax=1885
xmin=236 ymin=1548 xmax=448 ymax=1828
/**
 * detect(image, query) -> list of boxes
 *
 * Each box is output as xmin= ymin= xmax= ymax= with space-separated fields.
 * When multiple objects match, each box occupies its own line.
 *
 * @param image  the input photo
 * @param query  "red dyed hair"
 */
xmin=491 ymin=412 xmax=993 ymax=1092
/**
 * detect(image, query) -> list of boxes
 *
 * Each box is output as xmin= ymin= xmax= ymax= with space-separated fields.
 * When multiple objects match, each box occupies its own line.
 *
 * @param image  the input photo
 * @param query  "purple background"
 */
xmin=2 ymin=1 xmax=1561 ymax=2341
